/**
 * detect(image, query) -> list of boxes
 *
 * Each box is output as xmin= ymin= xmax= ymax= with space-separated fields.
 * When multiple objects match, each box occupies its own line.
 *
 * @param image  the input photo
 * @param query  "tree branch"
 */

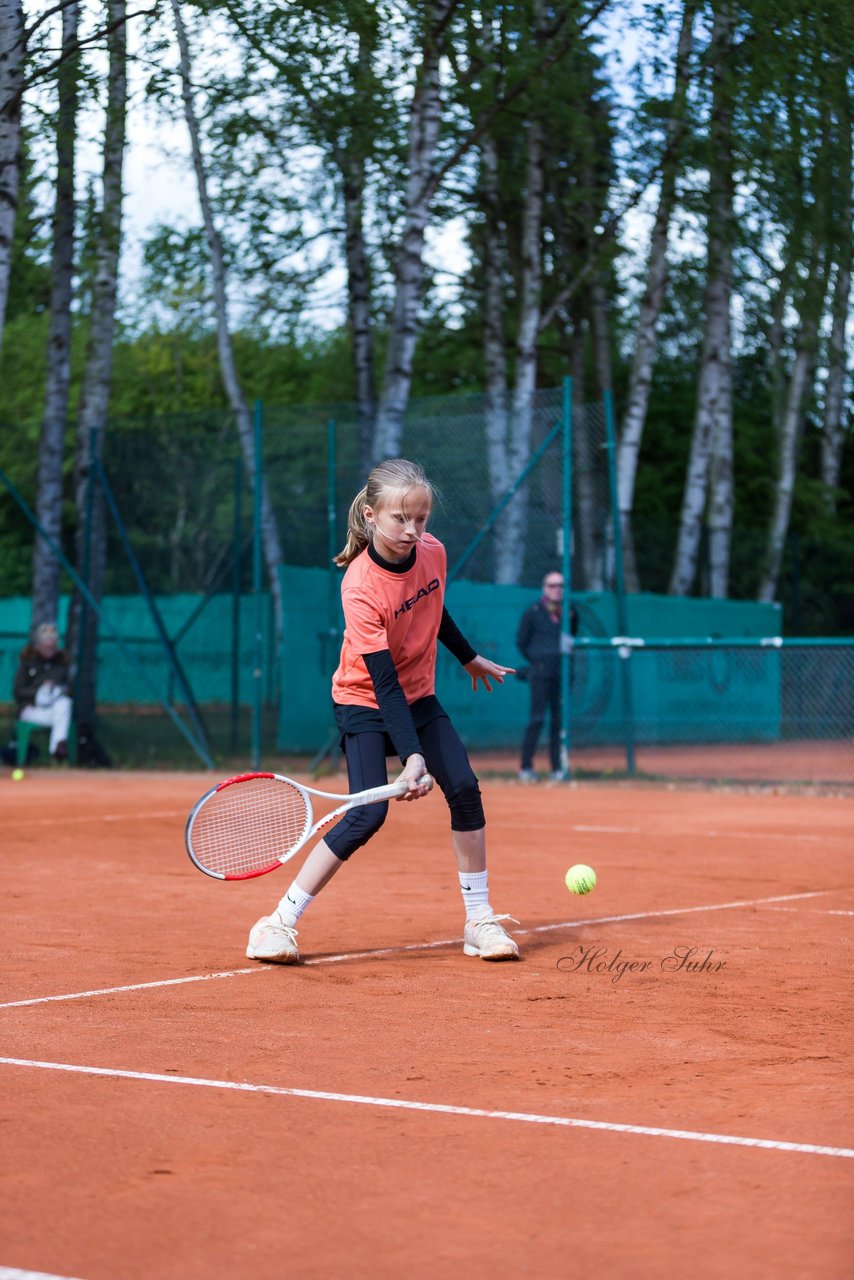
xmin=6 ymin=5 xmax=156 ymax=109
xmin=423 ymin=0 xmax=613 ymax=207
xmin=24 ymin=0 xmax=80 ymax=43
xmin=538 ymin=164 xmax=660 ymax=333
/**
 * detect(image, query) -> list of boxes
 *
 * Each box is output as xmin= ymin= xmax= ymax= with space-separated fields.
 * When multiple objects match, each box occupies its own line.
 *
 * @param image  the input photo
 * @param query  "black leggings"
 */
xmin=324 ymin=713 xmax=484 ymax=862
xmin=521 ymin=674 xmax=561 ymax=772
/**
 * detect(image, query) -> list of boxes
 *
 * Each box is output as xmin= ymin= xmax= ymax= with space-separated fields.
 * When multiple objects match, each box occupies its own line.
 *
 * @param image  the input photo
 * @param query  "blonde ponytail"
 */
xmin=334 ymin=486 xmax=371 ymax=566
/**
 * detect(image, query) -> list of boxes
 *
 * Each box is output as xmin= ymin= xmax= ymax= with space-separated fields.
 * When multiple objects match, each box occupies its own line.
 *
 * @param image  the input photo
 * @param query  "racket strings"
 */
xmin=189 ymin=777 xmax=311 ymax=877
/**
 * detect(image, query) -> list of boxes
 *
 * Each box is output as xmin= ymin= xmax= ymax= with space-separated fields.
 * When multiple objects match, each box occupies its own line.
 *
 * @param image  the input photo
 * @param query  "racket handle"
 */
xmin=393 ymin=772 xmax=433 ymax=796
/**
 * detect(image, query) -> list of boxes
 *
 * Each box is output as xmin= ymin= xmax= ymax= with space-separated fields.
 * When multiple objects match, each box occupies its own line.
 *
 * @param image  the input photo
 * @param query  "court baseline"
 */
xmin=1 ymin=1056 xmax=851 ymax=1161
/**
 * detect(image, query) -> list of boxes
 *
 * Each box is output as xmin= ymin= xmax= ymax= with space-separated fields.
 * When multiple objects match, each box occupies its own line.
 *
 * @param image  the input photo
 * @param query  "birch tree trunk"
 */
xmin=0 ymin=0 xmax=23 ymax=345
xmin=820 ymin=92 xmax=852 ymax=510
xmin=338 ymin=139 xmax=376 ymax=472
xmin=477 ymin=1 xmax=555 ymax=584
xmin=372 ymin=0 xmax=456 ymax=462
xmin=616 ymin=0 xmax=696 ymax=592
xmin=478 ymin=12 xmax=514 ymax=577
xmin=821 ymin=257 xmax=851 ymax=507
xmin=706 ymin=352 xmax=733 ymax=596
xmin=571 ymin=310 xmax=605 ymax=591
xmin=170 ymin=0 xmax=283 ymax=635
xmin=588 ymin=276 xmax=612 ymax=591
xmin=493 ymin=116 xmax=545 ymax=584
xmin=589 ymin=273 xmax=613 ymax=398
xmin=334 ymin=24 xmax=377 ymax=473
xmin=31 ymin=1 xmax=78 ymax=631
xmin=759 ymin=69 xmax=840 ymax=600
xmin=758 ymin=254 xmax=828 ymax=602
xmin=481 ymin=128 xmax=511 ymax=505
xmin=765 ymin=261 xmax=795 ymax=433
xmin=69 ymin=0 xmax=127 ymax=729
xmin=669 ymin=1 xmax=734 ymax=597
xmin=706 ymin=0 xmax=736 ymax=600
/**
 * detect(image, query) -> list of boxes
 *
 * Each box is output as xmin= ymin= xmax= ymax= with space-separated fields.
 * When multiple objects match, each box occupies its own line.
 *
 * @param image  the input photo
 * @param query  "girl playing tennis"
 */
xmin=247 ymin=457 xmax=520 ymax=964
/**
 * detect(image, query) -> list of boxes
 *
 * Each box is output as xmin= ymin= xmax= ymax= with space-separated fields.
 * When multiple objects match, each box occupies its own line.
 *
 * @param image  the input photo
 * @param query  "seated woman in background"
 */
xmin=14 ymin=622 xmax=73 ymax=761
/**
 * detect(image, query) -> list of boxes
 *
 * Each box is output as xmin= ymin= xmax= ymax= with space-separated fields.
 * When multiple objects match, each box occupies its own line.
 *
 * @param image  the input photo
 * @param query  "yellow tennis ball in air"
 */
xmin=565 ymin=863 xmax=596 ymax=894
xmin=11 ymin=768 xmax=25 ymax=782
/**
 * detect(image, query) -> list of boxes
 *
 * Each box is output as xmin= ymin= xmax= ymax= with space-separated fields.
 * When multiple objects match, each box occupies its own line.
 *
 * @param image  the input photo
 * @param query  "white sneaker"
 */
xmin=246 ymin=911 xmax=300 ymax=964
xmin=549 ymin=770 xmax=566 ymax=781
xmin=463 ymin=907 xmax=520 ymax=961
xmin=518 ymin=769 xmax=537 ymax=782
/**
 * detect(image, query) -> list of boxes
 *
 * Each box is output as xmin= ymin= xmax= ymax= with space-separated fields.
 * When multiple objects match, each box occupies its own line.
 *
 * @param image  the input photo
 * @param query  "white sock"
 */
xmin=459 ymin=869 xmax=490 ymax=920
xmin=277 ymin=881 xmax=314 ymax=925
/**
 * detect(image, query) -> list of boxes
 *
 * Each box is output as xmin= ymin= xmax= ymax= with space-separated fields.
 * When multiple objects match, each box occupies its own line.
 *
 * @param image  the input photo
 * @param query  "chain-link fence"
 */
xmin=262 ymin=387 xmax=591 ymax=588
xmin=559 ymin=638 xmax=854 ymax=786
xmin=2 ymin=386 xmax=852 ymax=783
xmin=100 ymin=389 xmax=583 ymax=597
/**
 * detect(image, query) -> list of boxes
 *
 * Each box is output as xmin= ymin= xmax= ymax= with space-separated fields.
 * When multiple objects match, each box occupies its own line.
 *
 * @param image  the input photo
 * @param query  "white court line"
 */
xmin=516 ymin=823 xmax=843 ymax=843
xmin=0 ymin=1056 xmax=851 ymax=1161
xmin=763 ymin=907 xmax=854 ymax=917
xmin=0 ymin=1269 xmax=86 ymax=1280
xmin=0 ymin=969 xmax=265 ymax=1009
xmin=0 ymin=1270 xmax=86 ymax=1280
xmin=8 ymin=810 xmax=185 ymax=827
xmin=0 ymin=890 xmax=837 ymax=1010
xmin=8 ymin=814 xmax=849 ymax=845
xmin=516 ymin=889 xmax=840 ymax=939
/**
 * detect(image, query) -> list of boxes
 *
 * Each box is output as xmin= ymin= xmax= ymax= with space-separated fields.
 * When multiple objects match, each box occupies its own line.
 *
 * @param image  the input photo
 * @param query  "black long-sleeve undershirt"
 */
xmin=361 ymin=650 xmax=422 ymax=762
xmin=437 ymin=607 xmax=477 ymax=667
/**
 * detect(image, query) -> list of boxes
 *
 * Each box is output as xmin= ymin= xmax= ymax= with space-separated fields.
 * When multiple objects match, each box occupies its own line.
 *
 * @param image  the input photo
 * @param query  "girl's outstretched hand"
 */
xmin=464 ymin=655 xmax=516 ymax=693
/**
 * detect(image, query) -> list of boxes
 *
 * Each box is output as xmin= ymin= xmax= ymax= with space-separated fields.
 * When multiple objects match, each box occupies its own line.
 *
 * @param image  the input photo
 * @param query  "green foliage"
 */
xmin=1 ymin=0 xmax=850 ymax=638
xmin=0 ymin=314 xmax=50 ymax=426
xmin=107 ymin=328 xmax=226 ymax=417
xmin=138 ymin=225 xmax=213 ymax=334
xmin=787 ymin=425 xmax=854 ymax=634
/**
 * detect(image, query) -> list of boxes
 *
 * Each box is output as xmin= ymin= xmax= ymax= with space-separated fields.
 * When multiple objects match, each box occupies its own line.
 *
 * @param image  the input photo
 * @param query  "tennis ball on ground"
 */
xmin=11 ymin=768 xmax=25 ymax=782
xmin=565 ymin=863 xmax=596 ymax=894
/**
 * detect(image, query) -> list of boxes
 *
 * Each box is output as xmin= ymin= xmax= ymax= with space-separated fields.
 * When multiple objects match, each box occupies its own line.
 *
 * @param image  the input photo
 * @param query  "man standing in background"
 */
xmin=516 ymin=573 xmax=577 ymax=781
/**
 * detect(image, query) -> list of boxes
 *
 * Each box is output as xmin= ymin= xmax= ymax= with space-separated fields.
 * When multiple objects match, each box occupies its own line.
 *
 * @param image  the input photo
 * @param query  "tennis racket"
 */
xmin=185 ymin=770 xmax=433 ymax=880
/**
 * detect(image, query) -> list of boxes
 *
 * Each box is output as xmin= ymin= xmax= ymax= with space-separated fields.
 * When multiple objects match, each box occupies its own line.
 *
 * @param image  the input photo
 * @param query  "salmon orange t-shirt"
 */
xmin=331 ymin=534 xmax=446 ymax=708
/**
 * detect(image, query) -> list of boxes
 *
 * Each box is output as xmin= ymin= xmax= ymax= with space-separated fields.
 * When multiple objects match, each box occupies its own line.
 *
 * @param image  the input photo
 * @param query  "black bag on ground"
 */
xmin=76 ymin=722 xmax=113 ymax=768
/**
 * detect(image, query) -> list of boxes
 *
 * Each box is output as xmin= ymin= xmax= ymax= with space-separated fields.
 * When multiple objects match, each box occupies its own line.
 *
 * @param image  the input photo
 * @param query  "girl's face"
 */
xmin=365 ymin=484 xmax=432 ymax=563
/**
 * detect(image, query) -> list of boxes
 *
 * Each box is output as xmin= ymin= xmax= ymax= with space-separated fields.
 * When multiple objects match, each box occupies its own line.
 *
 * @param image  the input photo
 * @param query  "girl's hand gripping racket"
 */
xmin=185 ymin=771 xmax=433 ymax=880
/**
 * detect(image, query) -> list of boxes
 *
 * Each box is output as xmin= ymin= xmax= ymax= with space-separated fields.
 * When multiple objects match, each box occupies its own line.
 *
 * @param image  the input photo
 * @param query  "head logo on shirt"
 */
xmin=394 ymin=578 xmax=440 ymax=620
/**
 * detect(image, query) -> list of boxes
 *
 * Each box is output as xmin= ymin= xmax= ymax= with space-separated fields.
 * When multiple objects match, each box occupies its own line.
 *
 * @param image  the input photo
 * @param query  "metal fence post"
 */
xmin=603 ymin=389 xmax=636 ymax=776
xmin=231 ymin=453 xmax=242 ymax=752
xmin=252 ymin=400 xmax=264 ymax=770
xmin=73 ymin=427 xmax=98 ymax=715
xmin=560 ymin=376 xmax=573 ymax=777
xmin=327 ymin=419 xmax=338 ymax=639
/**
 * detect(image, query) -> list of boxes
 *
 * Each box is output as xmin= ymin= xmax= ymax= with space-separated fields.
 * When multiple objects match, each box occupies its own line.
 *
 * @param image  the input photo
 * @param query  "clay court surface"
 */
xmin=1 ymin=766 xmax=852 ymax=1280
